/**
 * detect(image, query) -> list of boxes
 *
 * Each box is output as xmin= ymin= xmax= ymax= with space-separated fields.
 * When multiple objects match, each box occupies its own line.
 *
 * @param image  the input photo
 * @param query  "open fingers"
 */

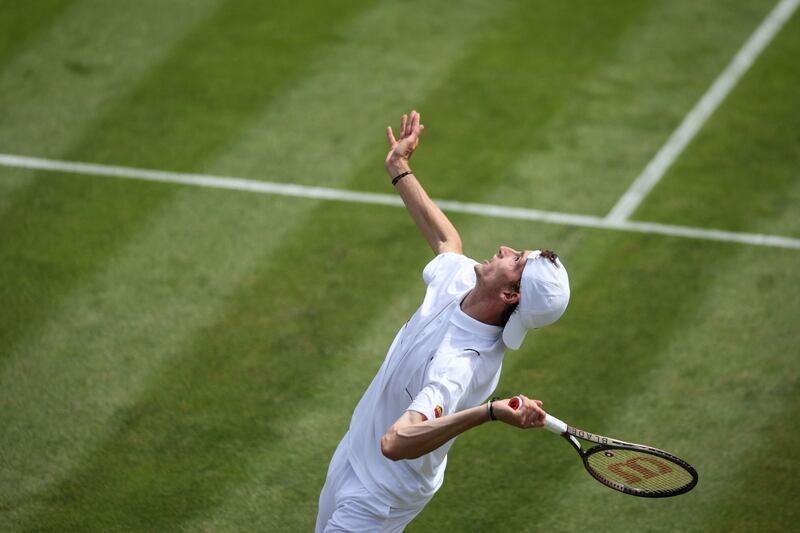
xmin=396 ymin=110 xmax=424 ymax=140
xmin=412 ymin=110 xmax=421 ymax=134
xmin=386 ymin=126 xmax=397 ymax=146
xmin=405 ymin=110 xmax=417 ymax=137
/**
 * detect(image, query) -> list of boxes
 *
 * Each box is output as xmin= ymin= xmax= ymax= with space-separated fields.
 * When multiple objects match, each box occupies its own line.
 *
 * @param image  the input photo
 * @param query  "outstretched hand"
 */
xmin=385 ymin=110 xmax=424 ymax=174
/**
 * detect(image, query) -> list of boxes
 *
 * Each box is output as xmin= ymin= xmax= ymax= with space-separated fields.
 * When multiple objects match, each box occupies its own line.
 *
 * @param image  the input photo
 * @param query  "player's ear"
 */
xmin=500 ymin=286 xmax=520 ymax=305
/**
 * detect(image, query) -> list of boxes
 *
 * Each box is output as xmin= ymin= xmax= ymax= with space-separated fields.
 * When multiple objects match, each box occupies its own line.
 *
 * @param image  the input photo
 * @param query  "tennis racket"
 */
xmin=508 ymin=396 xmax=698 ymax=498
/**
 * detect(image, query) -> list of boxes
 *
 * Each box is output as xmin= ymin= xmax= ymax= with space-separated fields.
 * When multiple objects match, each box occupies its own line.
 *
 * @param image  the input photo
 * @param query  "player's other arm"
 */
xmin=381 ymin=395 xmax=546 ymax=461
xmin=385 ymin=110 xmax=462 ymax=255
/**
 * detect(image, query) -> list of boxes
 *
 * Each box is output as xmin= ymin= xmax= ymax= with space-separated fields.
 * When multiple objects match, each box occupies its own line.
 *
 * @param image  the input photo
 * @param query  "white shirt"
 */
xmin=346 ymin=253 xmax=506 ymax=509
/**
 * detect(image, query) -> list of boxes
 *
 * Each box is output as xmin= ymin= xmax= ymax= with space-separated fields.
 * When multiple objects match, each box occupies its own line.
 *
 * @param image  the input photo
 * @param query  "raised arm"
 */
xmin=385 ymin=110 xmax=462 ymax=255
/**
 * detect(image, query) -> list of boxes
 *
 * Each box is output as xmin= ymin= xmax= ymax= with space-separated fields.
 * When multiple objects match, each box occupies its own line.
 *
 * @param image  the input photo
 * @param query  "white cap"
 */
xmin=502 ymin=250 xmax=570 ymax=350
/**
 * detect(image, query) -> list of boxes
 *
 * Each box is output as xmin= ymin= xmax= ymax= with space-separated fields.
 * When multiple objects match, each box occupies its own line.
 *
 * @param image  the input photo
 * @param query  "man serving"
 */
xmin=316 ymin=110 xmax=571 ymax=532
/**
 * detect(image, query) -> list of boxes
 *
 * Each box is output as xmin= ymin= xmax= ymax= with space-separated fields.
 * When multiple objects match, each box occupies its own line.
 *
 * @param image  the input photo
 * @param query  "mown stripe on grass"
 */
xmin=2 ymin=1 xmax=794 ymax=531
xmin=202 ymin=0 xmax=514 ymax=184
xmin=403 ymin=53 xmax=796 ymax=523
xmin=525 ymin=242 xmax=800 ymax=533
xmin=0 ymin=0 xmax=75 ymax=68
xmin=711 ymin=398 xmax=800 ymax=531
xmin=412 ymin=234 xmax=742 ymax=531
xmin=348 ymin=0 xmax=653 ymax=202
xmin=4 ymin=0 xmax=676 ymax=520
xmin=634 ymin=8 xmax=800 ymax=238
xmin=0 ymin=188 xmax=301 ymax=526
xmin=2 ymin=1 xmax=512 ymax=527
xmin=606 ymin=0 xmax=800 ymax=222
xmin=0 ymin=167 xmax=34 ymax=215
xmin=59 ymin=0 xmax=376 ymax=172
xmin=411 ymin=108 xmax=800 ymax=529
xmin=181 ymin=198 xmax=734 ymax=530
xmin=165 ymin=0 xmax=664 ymax=523
xmin=179 ymin=218 xmax=584 ymax=532
xmin=0 ymin=0 xmax=227 ymax=357
xmin=6 ymin=153 xmax=800 ymax=250
xmin=504 ymin=0 xmax=776 ymax=216
xmin=13 ymin=201 xmax=432 ymax=532
xmin=0 ymin=0 xmax=222 ymax=165
xmin=0 ymin=0 xmax=508 ymax=360
xmin=0 ymin=0 xmax=374 ymax=362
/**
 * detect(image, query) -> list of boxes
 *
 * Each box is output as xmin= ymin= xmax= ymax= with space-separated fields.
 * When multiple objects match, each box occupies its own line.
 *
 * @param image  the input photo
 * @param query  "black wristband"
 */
xmin=391 ymin=170 xmax=412 ymax=186
xmin=488 ymin=398 xmax=498 ymax=421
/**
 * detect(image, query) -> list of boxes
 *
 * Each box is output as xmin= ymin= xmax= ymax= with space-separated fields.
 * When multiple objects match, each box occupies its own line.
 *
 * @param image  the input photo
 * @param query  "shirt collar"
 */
xmin=450 ymin=302 xmax=502 ymax=339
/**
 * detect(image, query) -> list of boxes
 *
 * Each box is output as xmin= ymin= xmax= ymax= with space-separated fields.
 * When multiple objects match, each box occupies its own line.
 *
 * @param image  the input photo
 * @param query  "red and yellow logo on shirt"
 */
xmin=434 ymin=405 xmax=443 ymax=418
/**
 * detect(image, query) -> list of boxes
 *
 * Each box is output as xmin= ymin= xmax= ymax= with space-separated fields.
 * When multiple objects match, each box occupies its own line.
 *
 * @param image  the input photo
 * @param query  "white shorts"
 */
xmin=315 ymin=435 xmax=428 ymax=532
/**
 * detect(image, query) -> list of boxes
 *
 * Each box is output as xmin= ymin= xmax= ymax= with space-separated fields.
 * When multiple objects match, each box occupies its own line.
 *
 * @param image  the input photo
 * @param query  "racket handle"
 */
xmin=507 ymin=396 xmax=568 ymax=434
xmin=544 ymin=414 xmax=568 ymax=435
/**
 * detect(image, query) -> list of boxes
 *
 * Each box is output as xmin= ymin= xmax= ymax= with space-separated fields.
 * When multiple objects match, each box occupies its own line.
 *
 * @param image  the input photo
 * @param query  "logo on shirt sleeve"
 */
xmin=434 ymin=405 xmax=443 ymax=418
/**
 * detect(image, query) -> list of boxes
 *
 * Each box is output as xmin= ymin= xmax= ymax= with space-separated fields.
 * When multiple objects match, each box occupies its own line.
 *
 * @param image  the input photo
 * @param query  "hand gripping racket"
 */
xmin=508 ymin=397 xmax=698 ymax=497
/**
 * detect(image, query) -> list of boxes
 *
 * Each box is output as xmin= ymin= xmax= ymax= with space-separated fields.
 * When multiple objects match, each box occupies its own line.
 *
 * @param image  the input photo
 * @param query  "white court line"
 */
xmin=606 ymin=0 xmax=800 ymax=223
xmin=1 ymin=153 xmax=799 ymax=250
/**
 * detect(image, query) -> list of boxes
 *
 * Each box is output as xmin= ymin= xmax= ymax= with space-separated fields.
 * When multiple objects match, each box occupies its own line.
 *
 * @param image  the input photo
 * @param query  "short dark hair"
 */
xmin=539 ymin=248 xmax=560 ymax=266
xmin=501 ymin=301 xmax=519 ymax=326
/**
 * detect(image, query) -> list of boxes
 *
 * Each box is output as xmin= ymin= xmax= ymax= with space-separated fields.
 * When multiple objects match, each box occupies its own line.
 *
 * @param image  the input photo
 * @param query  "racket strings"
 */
xmin=586 ymin=448 xmax=695 ymax=494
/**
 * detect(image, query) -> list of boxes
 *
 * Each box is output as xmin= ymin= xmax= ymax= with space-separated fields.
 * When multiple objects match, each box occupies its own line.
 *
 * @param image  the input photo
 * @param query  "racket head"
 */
xmin=581 ymin=443 xmax=698 ymax=497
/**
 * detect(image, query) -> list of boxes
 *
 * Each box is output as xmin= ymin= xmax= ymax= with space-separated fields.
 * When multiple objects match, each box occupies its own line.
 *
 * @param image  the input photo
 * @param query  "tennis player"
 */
xmin=315 ymin=110 xmax=570 ymax=532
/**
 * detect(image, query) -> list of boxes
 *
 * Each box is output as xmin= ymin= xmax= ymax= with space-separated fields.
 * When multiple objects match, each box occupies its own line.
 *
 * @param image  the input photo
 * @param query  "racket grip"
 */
xmin=544 ymin=414 xmax=568 ymax=435
xmin=507 ymin=397 xmax=567 ymax=434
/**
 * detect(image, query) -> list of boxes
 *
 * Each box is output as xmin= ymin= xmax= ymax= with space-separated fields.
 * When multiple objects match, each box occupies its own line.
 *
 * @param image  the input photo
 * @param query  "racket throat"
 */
xmin=566 ymin=434 xmax=582 ymax=452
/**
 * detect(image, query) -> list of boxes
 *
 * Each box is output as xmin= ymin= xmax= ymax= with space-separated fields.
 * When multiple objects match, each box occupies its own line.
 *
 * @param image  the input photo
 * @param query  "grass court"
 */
xmin=1 ymin=0 xmax=798 ymax=531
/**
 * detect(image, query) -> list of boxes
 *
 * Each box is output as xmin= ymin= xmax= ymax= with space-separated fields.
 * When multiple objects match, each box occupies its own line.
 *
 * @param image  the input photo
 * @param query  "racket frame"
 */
xmin=545 ymin=413 xmax=698 ymax=498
